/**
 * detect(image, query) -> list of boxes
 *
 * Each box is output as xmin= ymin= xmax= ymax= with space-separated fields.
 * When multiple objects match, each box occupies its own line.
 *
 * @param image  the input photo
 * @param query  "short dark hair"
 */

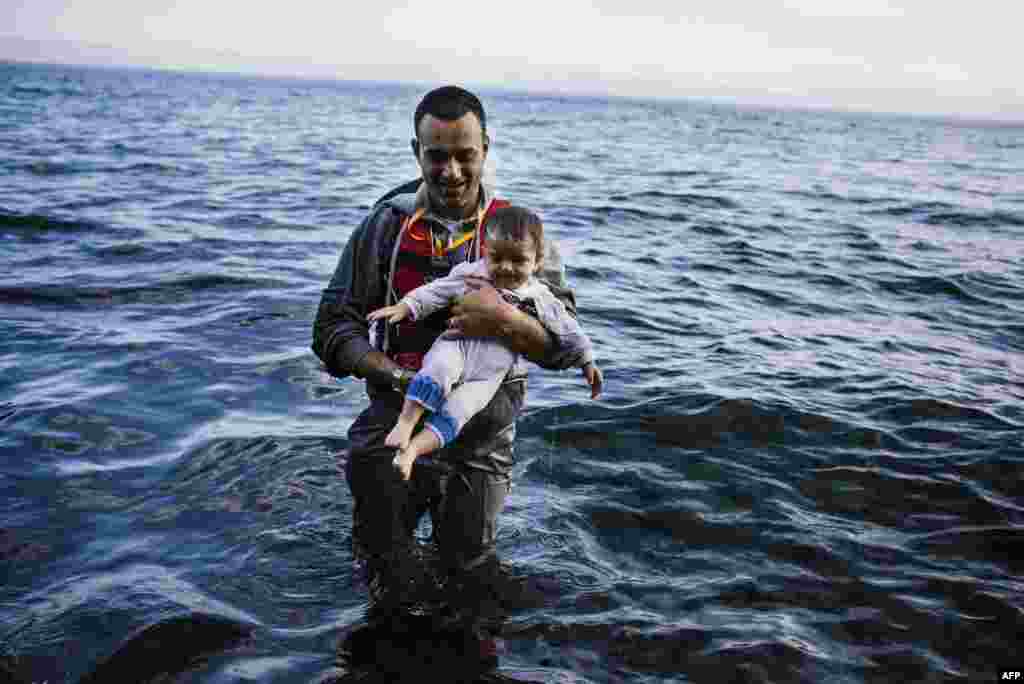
xmin=414 ymin=85 xmax=487 ymax=138
xmin=484 ymin=206 xmax=544 ymax=262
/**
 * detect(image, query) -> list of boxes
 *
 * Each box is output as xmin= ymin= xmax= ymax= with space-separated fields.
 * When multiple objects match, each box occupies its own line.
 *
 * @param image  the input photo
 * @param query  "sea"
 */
xmin=1 ymin=61 xmax=1022 ymax=684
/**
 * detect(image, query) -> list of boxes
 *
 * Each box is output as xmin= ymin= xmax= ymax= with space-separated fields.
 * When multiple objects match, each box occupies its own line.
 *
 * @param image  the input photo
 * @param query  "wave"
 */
xmin=868 ymin=202 xmax=1024 ymax=228
xmin=784 ymin=189 xmax=888 ymax=205
xmin=609 ymin=191 xmax=738 ymax=210
xmin=874 ymin=273 xmax=1011 ymax=307
xmin=923 ymin=209 xmax=1024 ymax=228
xmin=0 ymin=210 xmax=101 ymax=235
xmin=0 ymin=274 xmax=289 ymax=309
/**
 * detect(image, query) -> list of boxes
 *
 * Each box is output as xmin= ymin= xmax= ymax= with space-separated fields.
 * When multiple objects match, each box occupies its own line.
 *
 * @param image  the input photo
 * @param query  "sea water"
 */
xmin=1 ymin=61 xmax=1023 ymax=683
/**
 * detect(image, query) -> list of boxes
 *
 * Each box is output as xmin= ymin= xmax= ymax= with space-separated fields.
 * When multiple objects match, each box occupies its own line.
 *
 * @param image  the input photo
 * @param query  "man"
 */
xmin=312 ymin=86 xmax=581 ymax=604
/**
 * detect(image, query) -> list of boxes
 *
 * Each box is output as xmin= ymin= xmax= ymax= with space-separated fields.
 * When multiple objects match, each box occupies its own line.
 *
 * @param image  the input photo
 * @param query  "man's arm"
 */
xmin=311 ymin=208 xmax=409 ymax=387
xmin=448 ymin=282 xmax=554 ymax=362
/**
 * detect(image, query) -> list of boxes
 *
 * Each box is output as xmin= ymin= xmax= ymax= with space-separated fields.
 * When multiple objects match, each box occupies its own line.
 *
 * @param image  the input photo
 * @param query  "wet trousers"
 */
xmin=344 ymin=389 xmax=511 ymax=580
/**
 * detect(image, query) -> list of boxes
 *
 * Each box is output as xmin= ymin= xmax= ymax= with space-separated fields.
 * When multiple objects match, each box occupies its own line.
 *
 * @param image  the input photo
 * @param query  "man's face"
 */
xmin=413 ymin=112 xmax=488 ymax=220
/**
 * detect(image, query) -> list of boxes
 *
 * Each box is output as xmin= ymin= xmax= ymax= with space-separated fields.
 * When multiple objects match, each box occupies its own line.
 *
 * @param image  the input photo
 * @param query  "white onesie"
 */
xmin=401 ymin=259 xmax=595 ymax=447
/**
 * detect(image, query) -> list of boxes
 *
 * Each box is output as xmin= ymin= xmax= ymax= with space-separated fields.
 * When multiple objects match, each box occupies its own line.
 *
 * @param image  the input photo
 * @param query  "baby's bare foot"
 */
xmin=392 ymin=449 xmax=416 ymax=480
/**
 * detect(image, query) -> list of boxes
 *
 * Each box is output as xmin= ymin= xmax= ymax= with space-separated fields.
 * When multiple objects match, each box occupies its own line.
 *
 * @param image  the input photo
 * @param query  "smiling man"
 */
xmin=312 ymin=86 xmax=582 ymax=607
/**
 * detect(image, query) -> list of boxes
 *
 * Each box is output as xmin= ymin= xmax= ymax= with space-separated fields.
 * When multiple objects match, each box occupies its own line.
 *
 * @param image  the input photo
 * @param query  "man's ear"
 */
xmin=482 ymin=132 xmax=490 ymax=157
xmin=410 ymin=137 xmax=420 ymax=159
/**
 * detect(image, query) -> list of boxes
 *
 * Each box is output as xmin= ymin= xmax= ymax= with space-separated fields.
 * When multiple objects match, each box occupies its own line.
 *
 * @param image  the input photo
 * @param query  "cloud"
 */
xmin=3 ymin=0 xmax=1022 ymax=119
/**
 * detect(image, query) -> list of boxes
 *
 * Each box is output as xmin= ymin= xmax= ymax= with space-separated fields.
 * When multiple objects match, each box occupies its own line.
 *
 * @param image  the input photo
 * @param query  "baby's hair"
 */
xmin=484 ymin=206 xmax=544 ymax=263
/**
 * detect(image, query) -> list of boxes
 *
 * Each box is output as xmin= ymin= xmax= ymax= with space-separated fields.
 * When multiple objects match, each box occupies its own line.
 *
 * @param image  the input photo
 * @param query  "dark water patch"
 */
xmin=238 ymin=311 xmax=292 ymax=327
xmin=784 ymin=188 xmax=888 ymax=206
xmin=781 ymin=270 xmax=865 ymax=292
xmin=0 ymin=210 xmax=104 ymax=237
xmin=874 ymin=273 xmax=1005 ymax=306
xmin=910 ymin=239 xmax=944 ymax=252
xmin=336 ymin=616 xmax=506 ymax=683
xmin=10 ymin=84 xmax=58 ymax=98
xmin=539 ymin=397 xmax=857 ymax=451
xmin=648 ymin=169 xmax=703 ymax=179
xmin=566 ymin=265 xmax=605 ymax=282
xmin=19 ymin=159 xmax=96 ymax=176
xmin=588 ymin=505 xmax=758 ymax=547
xmin=609 ymin=190 xmax=738 ymax=210
xmin=0 ymin=275 xmax=289 ymax=309
xmin=799 ymin=466 xmax=1012 ymax=530
xmin=0 ymin=528 xmax=52 ymax=565
xmin=690 ymin=260 xmax=735 ymax=275
xmin=84 ymin=242 xmax=149 ymax=259
xmin=867 ymin=201 xmax=956 ymax=217
xmin=541 ymin=172 xmax=588 ymax=185
xmin=670 ymin=273 xmax=703 ymax=289
xmin=909 ymin=525 xmax=1024 ymax=571
xmin=844 ymin=236 xmax=884 ymax=252
xmin=869 ymin=202 xmax=1024 ymax=229
xmin=78 ymin=612 xmax=255 ymax=684
xmin=579 ymin=204 xmax=666 ymax=224
xmin=728 ymin=283 xmax=796 ymax=308
xmin=664 ymin=292 xmax=716 ymax=311
xmin=958 ymin=271 xmax=1024 ymax=302
xmin=590 ymin=305 xmax=696 ymax=339
xmin=691 ymin=222 xmax=733 ymax=237
xmin=923 ymin=209 xmax=1024 ymax=228
xmin=865 ymin=397 xmax=1020 ymax=430
xmin=503 ymin=620 xmax=713 ymax=676
xmin=952 ymin=455 xmax=1024 ymax=506
xmin=111 ymin=161 xmax=182 ymax=175
xmin=505 ymin=117 xmax=558 ymax=128
xmin=223 ymin=212 xmax=285 ymax=229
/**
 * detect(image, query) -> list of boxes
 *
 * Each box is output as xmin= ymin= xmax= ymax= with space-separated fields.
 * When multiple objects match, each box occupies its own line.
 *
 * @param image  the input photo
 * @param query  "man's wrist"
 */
xmin=391 ymin=367 xmax=415 ymax=392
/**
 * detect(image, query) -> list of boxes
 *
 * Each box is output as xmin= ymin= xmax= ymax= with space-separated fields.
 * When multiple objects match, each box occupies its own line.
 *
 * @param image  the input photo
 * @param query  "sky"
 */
xmin=3 ymin=0 xmax=1022 ymax=121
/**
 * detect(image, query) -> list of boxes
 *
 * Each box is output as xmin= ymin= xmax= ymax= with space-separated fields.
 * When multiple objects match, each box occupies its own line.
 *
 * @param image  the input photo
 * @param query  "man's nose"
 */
xmin=441 ymin=157 xmax=462 ymax=180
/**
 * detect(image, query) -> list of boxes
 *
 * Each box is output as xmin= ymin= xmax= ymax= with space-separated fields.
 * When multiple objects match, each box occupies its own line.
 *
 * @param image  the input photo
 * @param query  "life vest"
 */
xmin=381 ymin=197 xmax=509 ymax=370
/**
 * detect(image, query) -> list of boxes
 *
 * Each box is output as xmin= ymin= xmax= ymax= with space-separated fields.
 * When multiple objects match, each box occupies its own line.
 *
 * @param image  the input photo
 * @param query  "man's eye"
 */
xmin=455 ymin=151 xmax=477 ymax=164
xmin=427 ymin=151 xmax=449 ymax=164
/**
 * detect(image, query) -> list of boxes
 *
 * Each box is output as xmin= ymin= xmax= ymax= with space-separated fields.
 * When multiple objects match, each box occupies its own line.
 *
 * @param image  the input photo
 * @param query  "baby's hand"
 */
xmin=367 ymin=302 xmax=411 ymax=324
xmin=582 ymin=362 xmax=603 ymax=399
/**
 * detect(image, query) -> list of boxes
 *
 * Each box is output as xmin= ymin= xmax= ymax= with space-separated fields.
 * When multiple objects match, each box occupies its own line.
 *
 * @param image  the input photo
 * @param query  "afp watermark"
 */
xmin=1001 ymin=671 xmax=1022 ymax=681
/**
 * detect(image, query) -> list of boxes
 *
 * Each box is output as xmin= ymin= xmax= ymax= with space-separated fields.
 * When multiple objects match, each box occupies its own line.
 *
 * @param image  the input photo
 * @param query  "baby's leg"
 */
xmin=385 ymin=398 xmax=424 ymax=450
xmin=388 ymin=339 xmax=466 ymax=450
xmin=424 ymin=339 xmax=515 ymax=449
xmin=411 ymin=339 xmax=464 ymax=409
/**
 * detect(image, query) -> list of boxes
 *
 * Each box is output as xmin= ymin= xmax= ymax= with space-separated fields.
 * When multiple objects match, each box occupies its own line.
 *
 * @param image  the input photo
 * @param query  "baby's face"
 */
xmin=486 ymin=234 xmax=538 ymax=290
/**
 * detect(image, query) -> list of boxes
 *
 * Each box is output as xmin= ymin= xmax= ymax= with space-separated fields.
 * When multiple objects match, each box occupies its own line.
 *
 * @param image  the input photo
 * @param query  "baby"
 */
xmin=368 ymin=205 xmax=603 ymax=479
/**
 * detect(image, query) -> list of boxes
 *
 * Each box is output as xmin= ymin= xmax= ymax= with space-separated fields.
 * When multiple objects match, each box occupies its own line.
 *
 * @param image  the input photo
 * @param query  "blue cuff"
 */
xmin=425 ymin=409 xmax=459 ymax=449
xmin=406 ymin=374 xmax=445 ymax=413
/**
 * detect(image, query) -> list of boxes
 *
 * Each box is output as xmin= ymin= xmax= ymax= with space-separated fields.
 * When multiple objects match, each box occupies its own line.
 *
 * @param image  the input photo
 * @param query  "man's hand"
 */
xmin=447 ymin=277 xmax=514 ymax=338
xmin=582 ymin=362 xmax=603 ymax=399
